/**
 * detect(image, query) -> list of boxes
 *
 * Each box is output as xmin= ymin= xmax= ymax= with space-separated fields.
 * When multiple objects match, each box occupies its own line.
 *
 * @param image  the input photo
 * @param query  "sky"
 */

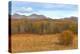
xmin=10 ymin=1 xmax=78 ymax=19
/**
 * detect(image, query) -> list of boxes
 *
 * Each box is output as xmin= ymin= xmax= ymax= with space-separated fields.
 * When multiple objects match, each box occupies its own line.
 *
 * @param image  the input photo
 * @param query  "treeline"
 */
xmin=11 ymin=17 xmax=78 ymax=35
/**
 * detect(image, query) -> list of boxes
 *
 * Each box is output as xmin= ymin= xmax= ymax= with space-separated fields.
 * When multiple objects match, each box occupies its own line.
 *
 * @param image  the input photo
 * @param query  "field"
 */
xmin=9 ymin=16 xmax=78 ymax=53
xmin=11 ymin=33 xmax=78 ymax=53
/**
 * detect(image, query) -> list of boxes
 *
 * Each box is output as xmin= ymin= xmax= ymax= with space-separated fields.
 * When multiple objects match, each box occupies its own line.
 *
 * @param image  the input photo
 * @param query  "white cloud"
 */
xmin=16 ymin=7 xmax=42 ymax=15
xmin=16 ymin=7 xmax=34 ymax=13
xmin=25 ymin=7 xmax=33 ymax=12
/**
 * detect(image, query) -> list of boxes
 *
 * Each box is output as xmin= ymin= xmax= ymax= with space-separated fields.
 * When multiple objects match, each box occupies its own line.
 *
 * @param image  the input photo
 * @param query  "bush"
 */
xmin=69 ymin=23 xmax=78 ymax=34
xmin=58 ymin=30 xmax=74 ymax=46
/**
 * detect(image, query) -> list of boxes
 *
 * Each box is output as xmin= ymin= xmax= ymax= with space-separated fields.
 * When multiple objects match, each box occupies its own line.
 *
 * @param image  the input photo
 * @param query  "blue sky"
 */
xmin=11 ymin=1 xmax=78 ymax=19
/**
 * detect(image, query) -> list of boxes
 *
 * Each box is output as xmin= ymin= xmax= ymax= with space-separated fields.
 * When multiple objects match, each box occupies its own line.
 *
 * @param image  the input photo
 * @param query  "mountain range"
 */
xmin=11 ymin=13 xmax=48 ymax=20
xmin=10 ymin=13 xmax=78 ymax=22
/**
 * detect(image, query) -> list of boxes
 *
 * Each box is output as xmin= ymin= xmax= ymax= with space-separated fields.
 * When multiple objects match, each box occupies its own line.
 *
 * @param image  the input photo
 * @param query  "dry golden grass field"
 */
xmin=11 ymin=33 xmax=78 ymax=53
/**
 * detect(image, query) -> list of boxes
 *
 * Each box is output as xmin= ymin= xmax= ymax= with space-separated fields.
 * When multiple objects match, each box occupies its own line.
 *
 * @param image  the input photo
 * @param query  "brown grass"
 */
xmin=11 ymin=33 xmax=78 ymax=53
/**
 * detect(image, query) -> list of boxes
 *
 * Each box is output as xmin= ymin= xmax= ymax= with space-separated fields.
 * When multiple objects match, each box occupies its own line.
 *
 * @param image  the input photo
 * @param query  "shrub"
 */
xmin=69 ymin=23 xmax=78 ymax=34
xmin=58 ymin=30 xmax=74 ymax=46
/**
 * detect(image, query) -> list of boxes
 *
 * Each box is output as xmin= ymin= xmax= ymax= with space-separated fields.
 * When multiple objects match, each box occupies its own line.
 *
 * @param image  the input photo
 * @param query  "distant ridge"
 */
xmin=11 ymin=13 xmax=78 ymax=21
xmin=11 ymin=13 xmax=48 ymax=20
